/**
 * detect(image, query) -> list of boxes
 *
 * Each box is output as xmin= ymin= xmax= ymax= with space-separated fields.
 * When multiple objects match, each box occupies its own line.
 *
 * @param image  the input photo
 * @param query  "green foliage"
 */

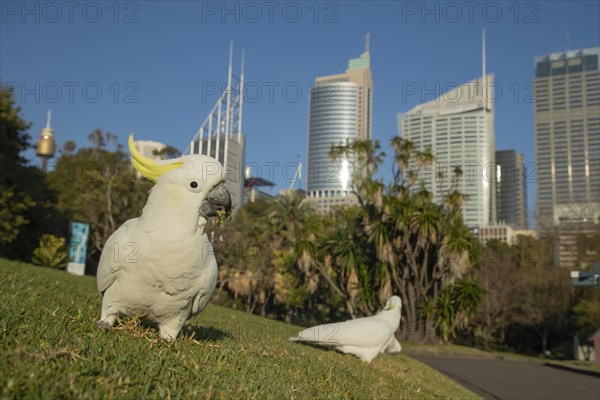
xmin=0 ymin=88 xmax=33 ymax=249
xmin=151 ymin=145 xmax=181 ymax=159
xmin=0 ymin=189 xmax=35 ymax=246
xmin=0 ymin=87 xmax=30 ymax=170
xmin=32 ymin=234 xmax=68 ymax=269
xmin=572 ymin=297 xmax=600 ymax=338
xmin=425 ymin=277 xmax=485 ymax=343
xmin=212 ymin=192 xmax=339 ymax=324
xmin=0 ymin=88 xmax=66 ymax=260
xmin=472 ymin=237 xmax=581 ymax=355
xmin=0 ymin=260 xmax=478 ymax=400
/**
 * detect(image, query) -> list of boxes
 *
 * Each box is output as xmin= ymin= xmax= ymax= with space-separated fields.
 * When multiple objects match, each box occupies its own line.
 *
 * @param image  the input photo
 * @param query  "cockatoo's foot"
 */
xmin=97 ymin=320 xmax=112 ymax=330
xmin=97 ymin=313 xmax=117 ymax=330
xmin=158 ymin=319 xmax=185 ymax=340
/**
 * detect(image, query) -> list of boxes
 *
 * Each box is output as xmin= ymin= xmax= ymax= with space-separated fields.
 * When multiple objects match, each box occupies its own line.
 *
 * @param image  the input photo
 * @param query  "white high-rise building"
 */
xmin=398 ymin=74 xmax=496 ymax=228
xmin=306 ymin=35 xmax=373 ymax=213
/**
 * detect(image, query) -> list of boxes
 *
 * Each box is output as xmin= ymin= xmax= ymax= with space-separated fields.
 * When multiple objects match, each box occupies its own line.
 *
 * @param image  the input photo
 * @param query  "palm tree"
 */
xmin=327 ymin=137 xmax=481 ymax=342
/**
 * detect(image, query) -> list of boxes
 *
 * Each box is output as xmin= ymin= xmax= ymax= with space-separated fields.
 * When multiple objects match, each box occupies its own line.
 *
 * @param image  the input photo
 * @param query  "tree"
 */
xmin=473 ymin=241 xmax=525 ymax=347
xmin=0 ymin=87 xmax=33 ymax=252
xmin=0 ymin=87 xmax=30 ymax=170
xmin=328 ymin=138 xmax=481 ymax=342
xmin=0 ymin=189 xmax=35 ymax=246
xmin=473 ymin=237 xmax=575 ymax=355
xmin=152 ymin=145 xmax=182 ymax=159
xmin=0 ymin=87 xmax=65 ymax=260
xmin=521 ymin=266 xmax=572 ymax=354
xmin=211 ymin=193 xmax=343 ymax=325
xmin=570 ymin=225 xmax=600 ymax=341
xmin=60 ymin=141 xmax=77 ymax=156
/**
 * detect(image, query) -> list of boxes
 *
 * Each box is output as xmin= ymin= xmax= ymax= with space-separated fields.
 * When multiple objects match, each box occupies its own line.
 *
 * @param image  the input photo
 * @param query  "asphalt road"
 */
xmin=410 ymin=355 xmax=600 ymax=400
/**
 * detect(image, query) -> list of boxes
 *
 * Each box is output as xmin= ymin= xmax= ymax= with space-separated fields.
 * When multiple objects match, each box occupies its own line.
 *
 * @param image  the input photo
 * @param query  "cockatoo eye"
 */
xmin=190 ymin=181 xmax=198 ymax=188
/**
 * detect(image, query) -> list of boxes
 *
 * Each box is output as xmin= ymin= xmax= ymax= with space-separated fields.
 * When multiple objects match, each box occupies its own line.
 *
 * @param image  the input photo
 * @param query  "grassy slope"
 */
xmin=0 ymin=260 xmax=478 ymax=399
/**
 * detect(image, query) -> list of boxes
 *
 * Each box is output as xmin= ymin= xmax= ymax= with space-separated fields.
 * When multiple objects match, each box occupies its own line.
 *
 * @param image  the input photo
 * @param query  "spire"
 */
xmin=228 ymin=40 xmax=233 ymax=81
xmin=348 ymin=33 xmax=371 ymax=70
xmin=238 ymin=49 xmax=245 ymax=143
xmin=482 ymin=28 xmax=486 ymax=84
xmin=481 ymin=28 xmax=489 ymax=107
xmin=45 ymin=110 xmax=52 ymax=130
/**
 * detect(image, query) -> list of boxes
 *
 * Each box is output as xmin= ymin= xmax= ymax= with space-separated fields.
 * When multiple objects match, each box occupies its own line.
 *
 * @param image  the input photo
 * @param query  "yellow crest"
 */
xmin=128 ymin=134 xmax=183 ymax=182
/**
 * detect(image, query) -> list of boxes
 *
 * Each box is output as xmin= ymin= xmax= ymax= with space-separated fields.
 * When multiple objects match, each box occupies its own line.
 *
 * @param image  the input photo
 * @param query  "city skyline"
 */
xmin=2 ymin=2 xmax=599 ymax=222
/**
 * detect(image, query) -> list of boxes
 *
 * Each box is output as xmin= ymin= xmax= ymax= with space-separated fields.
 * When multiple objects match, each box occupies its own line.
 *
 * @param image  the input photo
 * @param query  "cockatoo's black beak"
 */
xmin=199 ymin=182 xmax=232 ymax=217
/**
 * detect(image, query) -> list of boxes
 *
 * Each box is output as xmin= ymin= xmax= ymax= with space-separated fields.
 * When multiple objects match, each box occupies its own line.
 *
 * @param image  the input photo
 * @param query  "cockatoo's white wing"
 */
xmin=383 ymin=336 xmax=402 ymax=353
xmin=96 ymin=219 xmax=136 ymax=295
xmin=290 ymin=315 xmax=394 ymax=348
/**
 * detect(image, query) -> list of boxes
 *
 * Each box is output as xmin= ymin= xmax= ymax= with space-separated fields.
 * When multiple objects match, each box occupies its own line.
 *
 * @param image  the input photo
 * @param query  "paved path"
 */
xmin=410 ymin=355 xmax=600 ymax=400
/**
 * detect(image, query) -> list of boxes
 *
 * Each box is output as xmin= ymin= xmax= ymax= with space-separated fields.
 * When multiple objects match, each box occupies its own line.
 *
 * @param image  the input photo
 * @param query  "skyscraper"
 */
xmin=534 ymin=47 xmax=600 ymax=228
xmin=398 ymin=74 xmax=496 ymax=229
xmin=306 ymin=36 xmax=373 ymax=212
xmin=496 ymin=150 xmax=528 ymax=229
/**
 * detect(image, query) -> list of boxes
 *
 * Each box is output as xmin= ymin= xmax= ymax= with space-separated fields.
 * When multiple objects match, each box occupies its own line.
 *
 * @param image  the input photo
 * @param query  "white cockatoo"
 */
xmin=96 ymin=134 xmax=231 ymax=340
xmin=289 ymin=296 xmax=402 ymax=363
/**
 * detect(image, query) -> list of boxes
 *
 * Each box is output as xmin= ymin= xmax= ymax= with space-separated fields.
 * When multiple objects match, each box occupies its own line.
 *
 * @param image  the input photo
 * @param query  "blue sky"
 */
xmin=2 ymin=1 xmax=599 ymax=216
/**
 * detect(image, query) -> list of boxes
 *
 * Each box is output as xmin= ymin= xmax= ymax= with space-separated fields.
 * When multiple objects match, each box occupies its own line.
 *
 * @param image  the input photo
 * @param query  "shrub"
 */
xmin=32 ymin=234 xmax=67 ymax=269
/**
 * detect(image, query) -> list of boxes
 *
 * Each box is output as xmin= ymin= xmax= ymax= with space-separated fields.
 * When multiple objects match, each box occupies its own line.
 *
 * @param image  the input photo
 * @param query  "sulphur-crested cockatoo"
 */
xmin=96 ymin=134 xmax=231 ymax=339
xmin=289 ymin=296 xmax=402 ymax=363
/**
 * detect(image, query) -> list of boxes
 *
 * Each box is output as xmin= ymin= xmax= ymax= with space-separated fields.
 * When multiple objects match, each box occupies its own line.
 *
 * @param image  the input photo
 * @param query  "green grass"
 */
xmin=0 ymin=260 xmax=478 ymax=399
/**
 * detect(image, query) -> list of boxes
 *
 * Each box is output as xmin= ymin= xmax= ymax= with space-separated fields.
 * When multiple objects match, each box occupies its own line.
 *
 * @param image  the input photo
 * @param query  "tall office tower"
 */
xmin=534 ymin=47 xmax=600 ymax=268
xmin=306 ymin=35 xmax=373 ymax=212
xmin=496 ymin=150 xmax=528 ymax=229
xmin=398 ymin=74 xmax=496 ymax=229
xmin=534 ymin=47 xmax=600 ymax=228
xmin=188 ymin=44 xmax=246 ymax=209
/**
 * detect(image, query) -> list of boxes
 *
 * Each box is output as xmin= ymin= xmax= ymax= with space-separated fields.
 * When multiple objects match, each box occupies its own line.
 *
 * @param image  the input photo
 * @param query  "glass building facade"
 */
xmin=306 ymin=43 xmax=373 ymax=212
xmin=496 ymin=150 xmax=528 ymax=229
xmin=307 ymin=81 xmax=357 ymax=198
xmin=534 ymin=48 xmax=600 ymax=228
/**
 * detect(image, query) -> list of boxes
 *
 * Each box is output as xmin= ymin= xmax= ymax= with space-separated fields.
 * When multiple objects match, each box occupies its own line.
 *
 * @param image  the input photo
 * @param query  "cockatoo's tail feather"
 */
xmin=128 ymin=134 xmax=183 ymax=181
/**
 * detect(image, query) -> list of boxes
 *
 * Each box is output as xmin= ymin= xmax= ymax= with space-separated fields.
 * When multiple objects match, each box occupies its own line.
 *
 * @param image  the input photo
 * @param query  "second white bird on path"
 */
xmin=289 ymin=296 xmax=402 ymax=363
